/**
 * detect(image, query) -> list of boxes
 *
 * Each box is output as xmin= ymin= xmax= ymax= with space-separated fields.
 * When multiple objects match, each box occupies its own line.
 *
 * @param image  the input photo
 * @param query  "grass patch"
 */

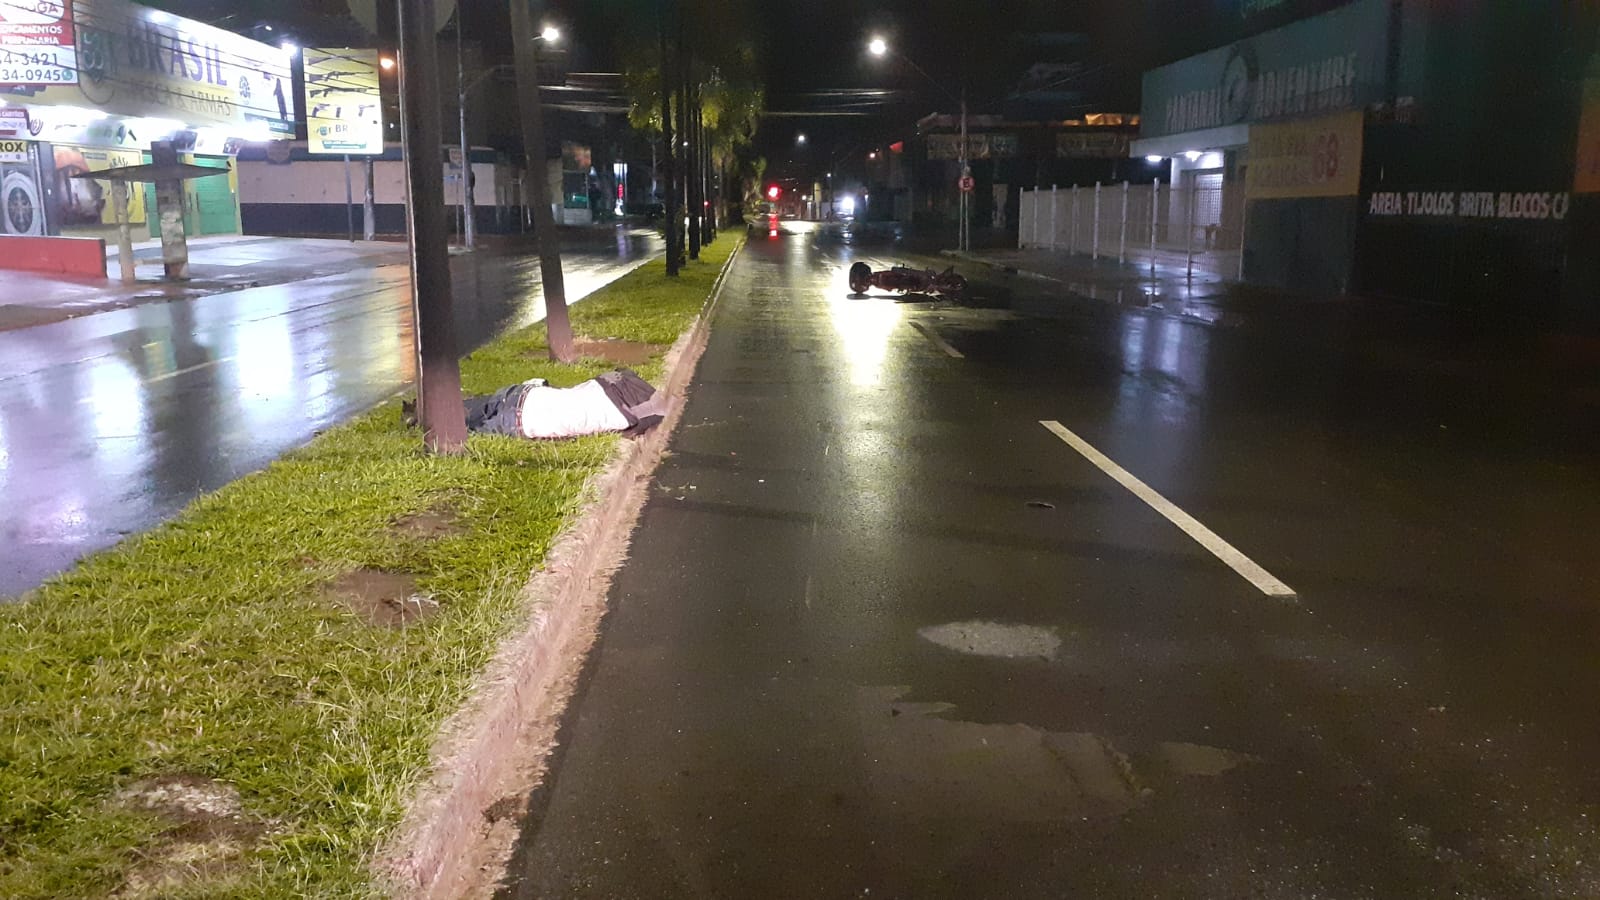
xmin=0 ymin=235 xmax=740 ymax=898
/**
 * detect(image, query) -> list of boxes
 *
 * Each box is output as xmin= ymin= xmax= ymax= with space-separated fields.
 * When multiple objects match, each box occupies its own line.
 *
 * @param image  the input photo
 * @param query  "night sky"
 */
xmin=141 ymin=0 xmax=1333 ymax=181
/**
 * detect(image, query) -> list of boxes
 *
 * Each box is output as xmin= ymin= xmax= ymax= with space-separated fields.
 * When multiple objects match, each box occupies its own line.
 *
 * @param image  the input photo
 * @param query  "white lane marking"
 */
xmin=143 ymin=356 xmax=238 ymax=384
xmin=1040 ymin=420 xmax=1297 ymax=599
xmin=910 ymin=320 xmax=964 ymax=358
xmin=78 ymin=356 xmax=239 ymax=402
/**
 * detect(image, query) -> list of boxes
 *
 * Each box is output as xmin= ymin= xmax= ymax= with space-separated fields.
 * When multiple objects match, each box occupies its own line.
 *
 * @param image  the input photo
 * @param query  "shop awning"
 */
xmin=68 ymin=162 xmax=231 ymax=183
xmin=1130 ymin=124 xmax=1249 ymax=160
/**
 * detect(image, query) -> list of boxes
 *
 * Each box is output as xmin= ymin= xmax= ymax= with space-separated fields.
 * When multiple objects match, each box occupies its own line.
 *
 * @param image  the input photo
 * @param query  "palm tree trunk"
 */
xmin=658 ymin=0 xmax=678 ymax=276
xmin=682 ymin=49 xmax=700 ymax=260
xmin=510 ymin=0 xmax=575 ymax=361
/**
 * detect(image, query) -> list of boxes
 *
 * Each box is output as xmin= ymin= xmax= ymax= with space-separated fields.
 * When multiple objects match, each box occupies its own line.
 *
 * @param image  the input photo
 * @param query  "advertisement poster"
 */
xmin=1246 ymin=109 xmax=1363 ymax=199
xmin=303 ymin=48 xmax=383 ymax=155
xmin=8 ymin=0 xmax=292 ymax=139
xmin=0 ymin=0 xmax=77 ymax=87
xmin=50 ymin=144 xmax=144 ymax=226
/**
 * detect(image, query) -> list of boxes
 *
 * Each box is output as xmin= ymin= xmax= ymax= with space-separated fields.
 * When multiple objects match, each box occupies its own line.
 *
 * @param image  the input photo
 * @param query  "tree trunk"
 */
xmin=700 ymin=107 xmax=714 ymax=244
xmin=510 ymin=0 xmax=575 ymax=361
xmin=681 ymin=46 xmax=699 ymax=260
xmin=659 ymin=0 xmax=679 ymax=276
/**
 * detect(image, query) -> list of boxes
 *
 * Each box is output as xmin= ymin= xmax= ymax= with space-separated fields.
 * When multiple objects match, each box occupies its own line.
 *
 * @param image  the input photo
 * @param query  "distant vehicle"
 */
xmin=848 ymin=262 xmax=967 ymax=297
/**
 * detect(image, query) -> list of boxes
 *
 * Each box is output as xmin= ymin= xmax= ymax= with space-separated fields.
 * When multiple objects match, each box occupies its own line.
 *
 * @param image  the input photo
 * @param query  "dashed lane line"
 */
xmin=910 ymin=319 xmax=964 ymax=358
xmin=1040 ymin=420 xmax=1297 ymax=600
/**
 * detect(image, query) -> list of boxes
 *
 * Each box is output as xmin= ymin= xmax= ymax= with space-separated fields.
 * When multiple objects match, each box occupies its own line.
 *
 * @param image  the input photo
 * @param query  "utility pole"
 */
xmin=511 ymin=0 xmax=575 ymax=360
xmin=363 ymin=157 xmax=375 ymax=241
xmin=456 ymin=3 xmax=475 ymax=249
xmin=959 ymin=90 xmax=969 ymax=252
xmin=659 ymin=0 xmax=679 ymax=276
xmin=397 ymin=0 xmax=466 ymax=452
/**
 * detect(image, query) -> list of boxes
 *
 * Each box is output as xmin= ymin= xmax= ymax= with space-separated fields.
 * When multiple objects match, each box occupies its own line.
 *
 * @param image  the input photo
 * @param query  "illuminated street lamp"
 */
xmin=867 ymin=34 xmax=970 ymax=250
xmin=454 ymin=16 xmax=561 ymax=250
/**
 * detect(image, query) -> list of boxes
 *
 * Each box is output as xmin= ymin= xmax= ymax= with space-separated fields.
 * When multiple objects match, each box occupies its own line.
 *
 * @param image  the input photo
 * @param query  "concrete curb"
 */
xmin=940 ymin=248 xmax=1071 ymax=286
xmin=377 ymin=240 xmax=745 ymax=899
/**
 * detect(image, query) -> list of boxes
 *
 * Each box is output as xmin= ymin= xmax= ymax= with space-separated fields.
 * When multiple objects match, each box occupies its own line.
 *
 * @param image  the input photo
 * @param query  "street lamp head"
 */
xmin=280 ymin=41 xmax=298 ymax=56
xmin=380 ymin=56 xmax=395 ymax=70
xmin=868 ymin=36 xmax=887 ymax=57
xmin=541 ymin=25 xmax=561 ymax=43
xmin=796 ymin=133 xmax=807 ymax=145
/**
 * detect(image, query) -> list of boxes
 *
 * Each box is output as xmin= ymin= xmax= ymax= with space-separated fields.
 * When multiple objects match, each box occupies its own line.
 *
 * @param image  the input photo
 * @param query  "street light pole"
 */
xmin=959 ymin=90 xmax=968 ymax=252
xmin=870 ymin=36 xmax=969 ymax=250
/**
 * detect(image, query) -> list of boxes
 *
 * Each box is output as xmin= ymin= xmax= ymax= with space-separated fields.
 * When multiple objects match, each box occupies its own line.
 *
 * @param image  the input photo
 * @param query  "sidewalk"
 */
xmin=2 ymin=236 xmax=409 ymax=331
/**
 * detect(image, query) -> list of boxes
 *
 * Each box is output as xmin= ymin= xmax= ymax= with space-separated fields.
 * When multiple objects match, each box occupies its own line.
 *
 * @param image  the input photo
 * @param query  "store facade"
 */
xmin=1132 ymin=0 xmax=1391 ymax=293
xmin=1 ymin=0 xmax=293 ymax=242
xmin=1133 ymin=0 xmax=1600 ymax=326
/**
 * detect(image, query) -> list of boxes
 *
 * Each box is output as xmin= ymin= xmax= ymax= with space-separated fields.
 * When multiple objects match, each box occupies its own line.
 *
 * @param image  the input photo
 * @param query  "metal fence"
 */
xmin=1018 ymin=180 xmax=1247 ymax=283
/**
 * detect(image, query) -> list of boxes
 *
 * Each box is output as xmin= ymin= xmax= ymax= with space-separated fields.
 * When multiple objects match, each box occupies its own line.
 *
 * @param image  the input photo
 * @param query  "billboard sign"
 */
xmin=0 ymin=0 xmax=77 ymax=87
xmin=5 ymin=0 xmax=293 ymax=139
xmin=1140 ymin=0 xmax=1388 ymax=140
xmin=927 ymin=133 xmax=1019 ymax=160
xmin=1246 ymin=110 xmax=1363 ymax=199
xmin=1056 ymin=131 xmax=1131 ymax=159
xmin=303 ymin=48 xmax=383 ymax=155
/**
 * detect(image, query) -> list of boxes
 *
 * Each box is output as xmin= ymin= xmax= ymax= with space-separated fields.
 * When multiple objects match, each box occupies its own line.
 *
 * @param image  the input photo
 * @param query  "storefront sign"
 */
xmin=0 ymin=107 xmax=30 ymax=137
xmin=1366 ymin=189 xmax=1572 ymax=222
xmin=0 ymin=0 xmax=77 ymax=87
xmin=0 ymin=137 xmax=29 ymax=162
xmin=927 ymin=133 xmax=1019 ymax=160
xmin=304 ymin=48 xmax=383 ymax=155
xmin=1141 ymin=0 xmax=1387 ymax=139
xmin=1056 ymin=131 xmax=1130 ymax=159
xmin=1246 ymin=109 xmax=1362 ymax=199
xmin=8 ymin=0 xmax=292 ymax=139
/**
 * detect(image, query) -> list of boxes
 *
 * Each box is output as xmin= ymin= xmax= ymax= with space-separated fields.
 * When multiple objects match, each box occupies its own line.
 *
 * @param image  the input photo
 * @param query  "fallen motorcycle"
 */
xmin=848 ymin=262 xmax=968 ymax=298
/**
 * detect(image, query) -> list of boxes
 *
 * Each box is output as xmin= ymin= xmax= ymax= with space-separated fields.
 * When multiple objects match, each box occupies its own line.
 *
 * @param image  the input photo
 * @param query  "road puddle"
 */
xmin=918 ymin=620 xmax=1061 ymax=659
xmin=858 ymin=686 xmax=1254 ymax=822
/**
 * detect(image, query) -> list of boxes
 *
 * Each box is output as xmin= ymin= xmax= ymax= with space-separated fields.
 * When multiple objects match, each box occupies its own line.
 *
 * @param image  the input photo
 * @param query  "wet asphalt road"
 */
xmin=500 ymin=222 xmax=1600 ymax=898
xmin=0 ymin=228 xmax=661 ymax=598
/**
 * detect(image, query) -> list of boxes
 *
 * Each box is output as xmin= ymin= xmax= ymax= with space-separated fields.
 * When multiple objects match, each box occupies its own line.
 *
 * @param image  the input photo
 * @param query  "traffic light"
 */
xmin=766 ymin=184 xmax=781 ymax=200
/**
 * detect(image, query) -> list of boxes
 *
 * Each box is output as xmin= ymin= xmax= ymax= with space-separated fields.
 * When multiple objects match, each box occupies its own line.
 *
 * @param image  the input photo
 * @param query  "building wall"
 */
xmin=1352 ymin=1 xmax=1599 ymax=325
xmin=236 ymin=147 xmax=518 ymax=237
xmin=1137 ymin=0 xmax=1600 ymax=326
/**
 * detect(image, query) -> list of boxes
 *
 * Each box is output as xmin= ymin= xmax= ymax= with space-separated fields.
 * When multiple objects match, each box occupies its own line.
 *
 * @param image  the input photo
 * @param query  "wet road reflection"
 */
xmin=504 ymin=222 xmax=1600 ymax=897
xmin=0 ymin=229 xmax=662 ymax=598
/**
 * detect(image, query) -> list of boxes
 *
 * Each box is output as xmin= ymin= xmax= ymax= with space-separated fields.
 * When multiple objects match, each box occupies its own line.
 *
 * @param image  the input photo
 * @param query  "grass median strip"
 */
xmin=0 ymin=235 xmax=739 ymax=899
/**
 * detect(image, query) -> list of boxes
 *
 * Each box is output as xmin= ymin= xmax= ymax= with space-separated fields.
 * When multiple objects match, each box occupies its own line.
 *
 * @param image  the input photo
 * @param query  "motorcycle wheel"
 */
xmin=937 ymin=274 xmax=968 ymax=297
xmin=848 ymin=261 xmax=872 ymax=295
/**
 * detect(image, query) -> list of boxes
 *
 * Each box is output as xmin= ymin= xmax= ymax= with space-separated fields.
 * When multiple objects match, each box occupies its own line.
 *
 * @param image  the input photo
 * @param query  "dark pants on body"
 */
xmin=463 ymin=382 xmax=535 ymax=435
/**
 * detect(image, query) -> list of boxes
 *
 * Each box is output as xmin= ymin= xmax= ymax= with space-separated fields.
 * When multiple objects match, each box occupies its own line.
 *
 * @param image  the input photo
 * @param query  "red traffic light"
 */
xmin=766 ymin=185 xmax=781 ymax=200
